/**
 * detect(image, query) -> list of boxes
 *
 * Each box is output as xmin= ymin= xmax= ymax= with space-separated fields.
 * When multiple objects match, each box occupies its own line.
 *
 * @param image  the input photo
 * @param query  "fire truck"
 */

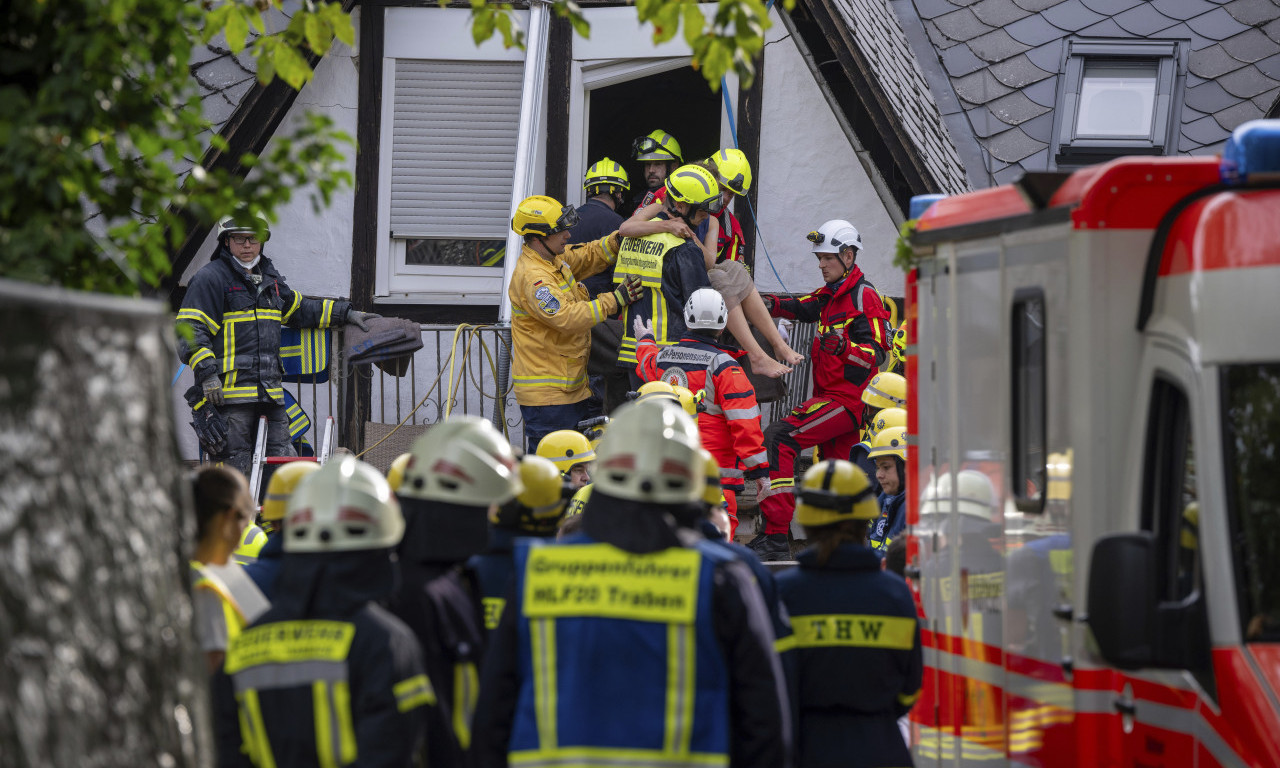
xmin=901 ymin=119 xmax=1280 ymax=766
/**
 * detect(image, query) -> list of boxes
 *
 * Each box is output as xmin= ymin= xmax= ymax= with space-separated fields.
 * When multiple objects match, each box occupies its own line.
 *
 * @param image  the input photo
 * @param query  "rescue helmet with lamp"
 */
xmin=862 ymin=371 xmax=907 ymax=409
xmin=512 ymin=195 xmax=580 ymax=237
xmin=398 ymin=415 xmax=521 ymax=507
xmin=593 ymin=399 xmax=706 ymax=505
xmin=708 ymin=148 xmax=752 ymax=196
xmin=283 ymin=456 xmax=404 ymax=553
xmin=806 ymin=219 xmax=862 ymax=254
xmin=536 ymin=430 xmax=596 ymax=475
xmin=794 ymin=460 xmax=879 ymax=527
xmin=632 ymin=129 xmax=684 ymax=163
xmin=684 ymin=288 xmax=728 ymax=331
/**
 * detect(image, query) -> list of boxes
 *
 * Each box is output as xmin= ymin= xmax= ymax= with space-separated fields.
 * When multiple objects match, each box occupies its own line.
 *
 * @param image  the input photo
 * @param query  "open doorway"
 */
xmin=585 ymin=66 xmax=722 ymax=214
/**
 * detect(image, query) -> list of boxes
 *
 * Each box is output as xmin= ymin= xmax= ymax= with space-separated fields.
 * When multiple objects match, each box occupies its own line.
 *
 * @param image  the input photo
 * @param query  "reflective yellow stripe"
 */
xmin=189 ymin=348 xmax=215 ymax=368
xmin=393 ymin=674 xmax=437 ymax=712
xmin=334 ymin=680 xmax=356 ymax=764
xmin=242 ymin=689 xmax=277 ymax=768
xmin=531 ymin=617 xmax=558 ymax=751
xmin=663 ymin=623 xmax=695 ymax=755
xmin=454 ymin=662 xmax=478 ymax=749
xmin=313 ymin=680 xmax=337 ymax=768
xmin=774 ymin=635 xmax=797 ymax=653
xmin=283 ymin=291 xmax=303 ymax=323
xmin=510 ymin=747 xmax=728 ymax=767
xmin=899 ymin=688 xmax=921 ymax=707
xmin=225 ymin=621 xmax=356 ymax=673
xmin=483 ymin=597 xmax=506 ymax=630
xmin=320 ymin=299 xmax=333 ymax=328
xmin=790 ymin=614 xmax=916 ymax=650
xmin=177 ymin=307 xmax=221 ymax=332
xmin=513 ymin=373 xmax=588 ymax=388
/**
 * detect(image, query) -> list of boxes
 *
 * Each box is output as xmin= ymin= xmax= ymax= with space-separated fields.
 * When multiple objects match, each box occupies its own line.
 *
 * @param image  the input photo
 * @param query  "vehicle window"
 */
xmin=1011 ymin=290 xmax=1046 ymax=511
xmin=1140 ymin=378 xmax=1199 ymax=603
xmin=1221 ymin=364 xmax=1280 ymax=642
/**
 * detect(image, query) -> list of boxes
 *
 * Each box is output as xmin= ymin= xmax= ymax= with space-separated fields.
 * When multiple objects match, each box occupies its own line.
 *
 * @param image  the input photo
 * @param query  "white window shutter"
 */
xmin=389 ymin=60 xmax=524 ymax=239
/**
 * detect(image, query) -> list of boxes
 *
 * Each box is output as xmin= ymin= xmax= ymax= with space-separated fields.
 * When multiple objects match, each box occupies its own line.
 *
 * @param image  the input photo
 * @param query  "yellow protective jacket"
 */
xmin=510 ymin=234 xmax=621 ymax=406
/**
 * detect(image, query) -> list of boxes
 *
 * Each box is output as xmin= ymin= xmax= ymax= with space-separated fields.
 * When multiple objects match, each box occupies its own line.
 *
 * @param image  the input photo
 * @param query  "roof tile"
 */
xmin=1188 ymin=7 xmax=1254 ymax=40
xmin=1152 ymin=21 xmax=1218 ymax=51
xmin=986 ymin=89 xmax=1053 ymax=124
xmin=935 ymin=7 xmax=994 ymax=41
xmin=1213 ymin=98 xmax=1264 ymax=128
xmin=1257 ymin=51 xmax=1280 ymax=78
xmin=1182 ymin=113 xmax=1232 ymax=143
xmin=954 ymin=68 xmax=1016 ymax=104
xmin=1025 ymin=40 xmax=1067 ymax=71
xmin=1253 ymin=85 xmax=1280 ymax=109
xmin=1078 ymin=18 xmax=1131 ymax=37
xmin=1225 ymin=0 xmax=1280 ymax=25
xmin=925 ymin=19 xmax=965 ymax=50
xmin=1041 ymin=0 xmax=1108 ymax=31
xmin=971 ymin=0 xmax=1034 ymax=26
xmin=1221 ymin=28 xmax=1280 ymax=63
xmin=1011 ymin=0 xmax=1068 ymax=12
xmin=1179 ymin=130 xmax=1213 ymax=152
xmin=1218 ymin=64 xmax=1280 ymax=97
xmin=942 ymin=40 xmax=991 ymax=75
xmin=967 ymin=104 xmax=1009 ymax=137
xmin=1190 ymin=43 xmax=1252 ymax=78
xmin=985 ymin=126 xmax=1047 ymax=162
xmin=1022 ymin=75 xmax=1061 ymax=106
xmin=1151 ymin=0 xmax=1219 ymax=21
xmin=994 ymin=162 xmax=1029 ymax=184
xmin=1267 ymin=18 xmax=1280 ymax=43
xmin=1006 ymin=14 xmax=1068 ymax=46
xmin=1079 ymin=0 xmax=1142 ymax=14
xmin=1020 ymin=147 xmax=1051 ymax=172
xmin=990 ymin=53 xmax=1055 ymax=87
xmin=1113 ymin=2 xmax=1180 ymax=35
xmin=967 ymin=28 xmax=1033 ymax=62
xmin=915 ymin=0 xmax=964 ymax=20
xmin=951 ymin=0 xmax=986 ymax=6
xmin=1018 ymin=109 xmax=1057 ymax=142
xmin=1185 ymin=79 xmax=1241 ymax=112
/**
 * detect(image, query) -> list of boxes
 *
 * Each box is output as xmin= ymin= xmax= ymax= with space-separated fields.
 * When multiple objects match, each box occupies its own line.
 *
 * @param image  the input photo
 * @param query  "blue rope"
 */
xmin=172 ymin=364 xmax=186 ymax=387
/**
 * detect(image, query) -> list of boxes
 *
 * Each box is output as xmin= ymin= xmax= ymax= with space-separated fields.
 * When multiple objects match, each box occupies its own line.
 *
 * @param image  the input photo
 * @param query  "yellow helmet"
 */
xmin=262 ymin=460 xmax=321 ymax=522
xmin=386 ymin=452 xmax=412 ymax=493
xmin=664 ymin=165 xmax=724 ymax=213
xmin=233 ymin=524 xmax=268 ymax=564
xmin=867 ymin=426 xmax=908 ymax=461
xmin=536 ymin=430 xmax=596 ymax=474
xmin=512 ymin=195 xmax=580 ymax=237
xmin=862 ymin=371 xmax=907 ymax=409
xmin=795 ymin=460 xmax=878 ymax=526
xmin=636 ymin=380 xmax=677 ymax=401
xmin=565 ymin=483 xmax=592 ymax=518
xmin=671 ymin=385 xmax=699 ymax=418
xmin=700 ymin=449 xmax=726 ymax=507
xmin=632 ymin=129 xmax=683 ymax=163
xmin=870 ymin=408 xmax=907 ymax=440
xmin=892 ymin=323 xmax=908 ymax=362
xmin=709 ymin=148 xmax=752 ymax=196
xmin=584 ymin=157 xmax=630 ymax=194
xmin=492 ymin=455 xmax=568 ymax=535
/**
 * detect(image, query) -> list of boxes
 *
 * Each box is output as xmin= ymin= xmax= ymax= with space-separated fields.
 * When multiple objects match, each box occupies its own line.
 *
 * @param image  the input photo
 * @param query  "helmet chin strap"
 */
xmin=669 ymin=203 xmax=699 ymax=231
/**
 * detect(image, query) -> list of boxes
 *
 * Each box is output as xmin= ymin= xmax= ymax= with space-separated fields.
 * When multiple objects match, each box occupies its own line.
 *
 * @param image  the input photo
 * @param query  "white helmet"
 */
xmin=594 ymin=399 xmax=706 ymax=504
xmin=217 ymin=216 xmax=271 ymax=242
xmin=399 ymin=415 xmax=522 ymax=506
xmin=808 ymin=219 xmax=862 ymax=254
xmin=919 ymin=470 xmax=997 ymax=522
xmin=684 ymin=288 xmax=727 ymax=331
xmin=284 ymin=456 xmax=404 ymax=553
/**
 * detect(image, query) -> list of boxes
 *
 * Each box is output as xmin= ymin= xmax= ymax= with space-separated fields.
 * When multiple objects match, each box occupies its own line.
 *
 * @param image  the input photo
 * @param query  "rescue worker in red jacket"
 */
xmin=633 ymin=287 xmax=769 ymax=539
xmin=753 ymin=220 xmax=892 ymax=561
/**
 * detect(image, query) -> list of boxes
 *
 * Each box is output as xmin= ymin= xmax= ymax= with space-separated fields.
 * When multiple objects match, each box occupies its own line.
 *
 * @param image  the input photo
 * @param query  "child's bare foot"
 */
xmin=778 ymin=345 xmax=805 ymax=366
xmin=749 ymin=353 xmax=792 ymax=378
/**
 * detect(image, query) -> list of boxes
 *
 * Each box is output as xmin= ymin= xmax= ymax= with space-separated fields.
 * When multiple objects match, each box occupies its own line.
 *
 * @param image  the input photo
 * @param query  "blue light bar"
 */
xmin=1220 ymin=119 xmax=1280 ymax=186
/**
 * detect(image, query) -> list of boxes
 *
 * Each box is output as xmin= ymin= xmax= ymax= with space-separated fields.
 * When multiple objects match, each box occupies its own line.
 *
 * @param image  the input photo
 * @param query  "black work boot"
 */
xmin=748 ymin=533 xmax=791 ymax=562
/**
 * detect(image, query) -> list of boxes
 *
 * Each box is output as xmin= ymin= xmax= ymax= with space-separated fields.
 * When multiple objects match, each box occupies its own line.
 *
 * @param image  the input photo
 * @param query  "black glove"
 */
xmin=819 ymin=330 xmax=847 ymax=356
xmin=612 ymin=276 xmax=644 ymax=308
xmin=346 ymin=310 xmax=381 ymax=332
xmin=190 ymin=402 xmax=228 ymax=456
xmin=201 ymin=374 xmax=224 ymax=407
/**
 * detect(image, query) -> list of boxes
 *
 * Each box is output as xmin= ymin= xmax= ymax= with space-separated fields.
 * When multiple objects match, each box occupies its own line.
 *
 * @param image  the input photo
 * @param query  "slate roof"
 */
xmin=831 ymin=0 xmax=974 ymax=194
xmin=891 ymin=0 xmax=1280 ymax=185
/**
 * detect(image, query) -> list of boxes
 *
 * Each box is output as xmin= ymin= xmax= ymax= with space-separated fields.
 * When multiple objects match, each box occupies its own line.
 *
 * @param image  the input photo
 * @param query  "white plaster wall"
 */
xmin=753 ymin=9 xmax=904 ymax=299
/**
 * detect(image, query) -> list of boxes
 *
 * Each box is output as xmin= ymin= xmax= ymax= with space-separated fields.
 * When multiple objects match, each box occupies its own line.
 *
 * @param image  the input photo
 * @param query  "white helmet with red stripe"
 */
xmin=284 ymin=456 xmax=404 ymax=553
xmin=398 ymin=415 xmax=522 ymax=506
xmin=593 ymin=399 xmax=706 ymax=504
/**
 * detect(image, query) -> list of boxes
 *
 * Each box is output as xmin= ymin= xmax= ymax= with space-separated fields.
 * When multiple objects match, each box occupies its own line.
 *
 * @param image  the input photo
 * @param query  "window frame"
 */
xmin=1139 ymin=375 xmax=1198 ymax=604
xmin=1010 ymin=287 xmax=1047 ymax=513
xmin=1054 ymin=39 xmax=1182 ymax=166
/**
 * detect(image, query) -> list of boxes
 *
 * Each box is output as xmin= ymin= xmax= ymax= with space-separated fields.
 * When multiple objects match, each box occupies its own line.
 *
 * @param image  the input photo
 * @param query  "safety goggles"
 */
xmin=717 ymin=171 xmax=747 ymax=195
xmin=632 ymin=135 xmax=661 ymax=156
xmin=229 ymin=234 xmax=261 ymax=245
xmin=552 ymin=205 xmax=580 ymax=234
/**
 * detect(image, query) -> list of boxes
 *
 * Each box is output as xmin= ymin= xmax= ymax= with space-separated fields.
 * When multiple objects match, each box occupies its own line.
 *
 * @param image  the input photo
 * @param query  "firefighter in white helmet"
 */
xmin=774 ymin=459 xmax=922 ymax=768
xmin=472 ymin=399 xmax=792 ymax=768
xmin=242 ymin=459 xmax=320 ymax=599
xmin=212 ymin=456 xmax=438 ymax=766
xmin=389 ymin=415 xmax=522 ymax=766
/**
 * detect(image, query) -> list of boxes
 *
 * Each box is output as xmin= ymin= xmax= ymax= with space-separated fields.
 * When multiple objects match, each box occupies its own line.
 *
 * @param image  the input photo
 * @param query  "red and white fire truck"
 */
xmin=902 ymin=119 xmax=1280 ymax=766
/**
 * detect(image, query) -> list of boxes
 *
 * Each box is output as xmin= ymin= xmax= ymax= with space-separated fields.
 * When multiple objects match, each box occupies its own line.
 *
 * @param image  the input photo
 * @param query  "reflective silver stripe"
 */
xmin=793 ymin=406 xmax=845 ymax=435
xmin=702 ymin=403 xmax=723 ymax=416
xmin=741 ymin=451 xmax=768 ymax=468
xmin=231 ymin=660 xmax=348 ymax=693
xmin=719 ymin=468 xmax=745 ymax=480
xmin=863 ymin=383 xmax=903 ymax=404
xmin=512 ymin=753 xmax=728 ymax=768
xmin=723 ymin=406 xmax=760 ymax=420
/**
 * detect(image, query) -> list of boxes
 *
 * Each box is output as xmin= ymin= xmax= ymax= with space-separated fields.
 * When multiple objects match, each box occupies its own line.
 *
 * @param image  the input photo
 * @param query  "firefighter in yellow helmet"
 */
xmin=510 ymin=194 xmax=644 ymax=453
xmin=242 ymin=459 xmax=320 ymax=599
xmin=212 ymin=456 xmax=439 ymax=766
xmin=469 ymin=454 xmax=572 ymax=637
xmin=535 ymin=429 xmax=596 ymax=489
xmin=632 ymin=128 xmax=684 ymax=209
xmin=472 ymin=399 xmax=792 ymax=768
xmin=230 ymin=519 xmax=268 ymax=566
xmin=867 ymin=426 xmax=909 ymax=554
xmin=775 ymin=460 xmax=922 ymax=768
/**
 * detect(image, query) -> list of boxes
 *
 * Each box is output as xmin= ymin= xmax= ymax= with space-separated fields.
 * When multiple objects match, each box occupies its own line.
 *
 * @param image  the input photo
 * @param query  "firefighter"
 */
xmin=390 ymin=415 xmax=522 ymax=766
xmin=191 ymin=465 xmax=271 ymax=675
xmin=755 ymin=220 xmax=892 ymax=561
xmin=535 ymin=429 xmax=595 ymax=489
xmin=472 ymin=399 xmax=793 ymax=768
xmin=634 ymin=287 xmax=770 ymax=540
xmin=212 ymin=456 xmax=437 ymax=767
xmin=867 ymin=426 xmax=908 ymax=555
xmin=386 ymin=452 xmax=412 ymax=493
xmin=509 ymin=195 xmax=644 ymax=452
xmin=851 ymin=406 xmax=906 ymax=498
xmin=242 ymin=460 xmax=319 ymax=599
xmin=631 ymin=128 xmax=684 ymax=211
xmin=614 ymin=164 xmax=718 ymax=383
xmin=231 ymin=521 xmax=267 ymax=566
xmin=177 ymin=217 xmax=378 ymax=475
xmin=468 ymin=454 xmax=570 ymax=638
xmin=775 ymin=460 xmax=922 ymax=768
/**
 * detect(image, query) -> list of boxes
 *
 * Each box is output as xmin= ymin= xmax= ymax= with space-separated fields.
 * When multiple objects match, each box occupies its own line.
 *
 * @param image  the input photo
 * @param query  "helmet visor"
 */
xmin=553 ymin=205 xmax=580 ymax=234
xmin=632 ymin=135 xmax=661 ymax=156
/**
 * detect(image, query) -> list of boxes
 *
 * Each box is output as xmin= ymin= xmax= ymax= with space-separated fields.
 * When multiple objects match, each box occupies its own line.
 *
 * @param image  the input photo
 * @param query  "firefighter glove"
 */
xmin=612 ymin=276 xmax=644 ymax=308
xmin=346 ymin=310 xmax=382 ymax=333
xmin=633 ymin=314 xmax=654 ymax=341
xmin=190 ymin=404 xmax=228 ymax=456
xmin=201 ymin=375 xmax=225 ymax=407
xmin=819 ymin=330 xmax=847 ymax=356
